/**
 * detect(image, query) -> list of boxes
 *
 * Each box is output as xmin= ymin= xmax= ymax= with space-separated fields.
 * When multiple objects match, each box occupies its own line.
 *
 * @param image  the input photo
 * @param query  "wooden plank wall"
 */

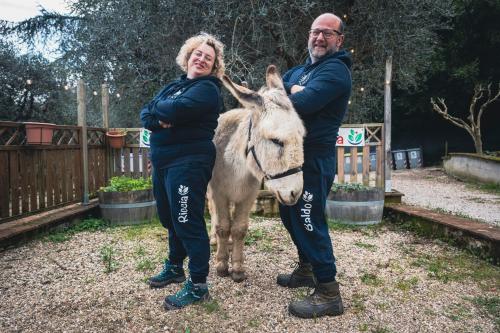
xmin=0 ymin=122 xmax=107 ymax=223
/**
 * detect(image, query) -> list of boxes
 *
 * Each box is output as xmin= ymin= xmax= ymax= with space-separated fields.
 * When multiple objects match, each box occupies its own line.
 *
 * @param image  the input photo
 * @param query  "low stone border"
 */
xmin=384 ymin=203 xmax=500 ymax=265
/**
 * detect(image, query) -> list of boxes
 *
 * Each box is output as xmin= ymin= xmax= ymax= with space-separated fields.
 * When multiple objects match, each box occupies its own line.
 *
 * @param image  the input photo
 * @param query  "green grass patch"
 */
xmin=100 ymin=244 xmax=119 ymax=273
xmin=411 ymin=252 xmax=500 ymax=288
xmin=465 ymin=181 xmax=500 ymax=195
xmin=472 ymin=296 xmax=500 ymax=330
xmin=395 ymin=276 xmax=419 ymax=292
xmin=200 ymin=299 xmax=220 ymax=313
xmin=351 ymin=293 xmax=366 ymax=313
xmin=360 ymin=273 xmax=383 ymax=287
xmin=245 ymin=228 xmax=268 ymax=245
xmin=136 ymin=258 xmax=155 ymax=272
xmin=354 ymin=241 xmax=377 ymax=251
xmin=43 ymin=218 xmax=107 ymax=243
xmin=118 ymin=218 xmax=164 ymax=240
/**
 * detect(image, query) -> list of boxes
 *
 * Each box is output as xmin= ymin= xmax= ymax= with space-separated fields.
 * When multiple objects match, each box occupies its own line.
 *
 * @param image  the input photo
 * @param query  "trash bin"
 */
xmin=392 ymin=150 xmax=408 ymax=170
xmin=406 ymin=148 xmax=423 ymax=168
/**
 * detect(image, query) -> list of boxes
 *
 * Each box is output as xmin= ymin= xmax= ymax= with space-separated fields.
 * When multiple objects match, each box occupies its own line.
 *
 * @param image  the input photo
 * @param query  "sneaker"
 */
xmin=277 ymin=261 xmax=315 ymax=288
xmin=163 ymin=278 xmax=211 ymax=310
xmin=148 ymin=260 xmax=185 ymax=288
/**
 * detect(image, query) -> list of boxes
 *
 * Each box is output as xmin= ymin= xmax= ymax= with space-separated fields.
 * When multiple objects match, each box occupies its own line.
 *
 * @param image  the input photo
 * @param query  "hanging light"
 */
xmin=116 ymin=93 xmax=121 ymax=98
xmin=360 ymin=87 xmax=365 ymax=92
xmin=93 ymin=91 xmax=98 ymax=96
xmin=26 ymin=79 xmax=32 ymax=85
xmin=64 ymin=85 xmax=69 ymax=90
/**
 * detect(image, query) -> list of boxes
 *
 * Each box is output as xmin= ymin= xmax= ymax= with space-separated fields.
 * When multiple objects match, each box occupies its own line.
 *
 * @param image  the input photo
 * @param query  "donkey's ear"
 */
xmin=266 ymin=65 xmax=285 ymax=91
xmin=222 ymin=75 xmax=263 ymax=108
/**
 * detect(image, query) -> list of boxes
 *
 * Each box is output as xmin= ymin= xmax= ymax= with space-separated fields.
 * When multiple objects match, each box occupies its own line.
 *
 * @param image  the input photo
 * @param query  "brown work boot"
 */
xmin=276 ymin=262 xmax=315 ymax=288
xmin=288 ymin=280 xmax=344 ymax=318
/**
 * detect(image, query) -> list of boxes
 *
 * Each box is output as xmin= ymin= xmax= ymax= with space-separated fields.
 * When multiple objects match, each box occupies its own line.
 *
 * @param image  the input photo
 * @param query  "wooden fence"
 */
xmin=336 ymin=123 xmax=384 ymax=187
xmin=0 ymin=121 xmax=107 ymax=222
xmin=0 ymin=121 xmax=382 ymax=223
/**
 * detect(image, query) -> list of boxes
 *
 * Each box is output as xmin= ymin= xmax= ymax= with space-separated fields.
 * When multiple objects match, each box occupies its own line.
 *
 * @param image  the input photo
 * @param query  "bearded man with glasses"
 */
xmin=277 ymin=13 xmax=352 ymax=318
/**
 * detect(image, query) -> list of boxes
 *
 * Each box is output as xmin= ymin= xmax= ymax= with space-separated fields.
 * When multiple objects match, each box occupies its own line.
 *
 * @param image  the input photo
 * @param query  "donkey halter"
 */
xmin=246 ymin=118 xmax=302 ymax=181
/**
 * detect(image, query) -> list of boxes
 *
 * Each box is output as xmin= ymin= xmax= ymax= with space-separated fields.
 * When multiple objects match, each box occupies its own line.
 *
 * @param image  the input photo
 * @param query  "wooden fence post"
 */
xmin=384 ymin=56 xmax=393 ymax=192
xmin=101 ymin=83 xmax=111 ymax=182
xmin=102 ymin=84 xmax=109 ymax=129
xmin=78 ymin=80 xmax=89 ymax=205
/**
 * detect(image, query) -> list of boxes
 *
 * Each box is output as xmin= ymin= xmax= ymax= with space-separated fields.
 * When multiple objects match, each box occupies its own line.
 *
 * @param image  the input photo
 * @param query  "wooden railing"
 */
xmin=336 ymin=123 xmax=384 ymax=187
xmin=108 ymin=129 xmax=151 ymax=179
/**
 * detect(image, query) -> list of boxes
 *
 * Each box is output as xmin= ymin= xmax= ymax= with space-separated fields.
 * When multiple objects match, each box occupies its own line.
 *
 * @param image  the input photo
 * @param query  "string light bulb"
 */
xmin=360 ymin=87 xmax=365 ymax=92
xmin=64 ymin=85 xmax=69 ymax=90
xmin=116 ymin=93 xmax=121 ymax=98
xmin=26 ymin=79 xmax=32 ymax=85
xmin=93 ymin=91 xmax=98 ymax=96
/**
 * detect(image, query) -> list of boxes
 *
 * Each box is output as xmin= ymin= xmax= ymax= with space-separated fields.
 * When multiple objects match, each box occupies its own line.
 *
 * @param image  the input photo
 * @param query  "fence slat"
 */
xmin=376 ymin=144 xmax=383 ymax=188
xmin=9 ymin=150 xmax=19 ymax=216
xmin=337 ymin=147 xmax=345 ymax=184
xmin=0 ymin=152 xmax=9 ymax=218
xmin=20 ymin=151 xmax=30 ymax=213
xmin=362 ymin=145 xmax=370 ymax=186
xmin=123 ymin=148 xmax=131 ymax=177
xmin=132 ymin=147 xmax=140 ymax=178
xmin=350 ymin=148 xmax=358 ymax=181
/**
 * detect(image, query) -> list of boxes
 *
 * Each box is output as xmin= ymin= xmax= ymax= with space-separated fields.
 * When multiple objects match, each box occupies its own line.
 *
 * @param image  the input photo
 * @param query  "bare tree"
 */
xmin=431 ymin=83 xmax=500 ymax=155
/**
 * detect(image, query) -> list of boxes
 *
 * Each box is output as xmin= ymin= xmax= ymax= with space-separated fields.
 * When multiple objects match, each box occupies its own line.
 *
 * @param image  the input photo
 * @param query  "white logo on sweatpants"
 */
xmin=301 ymin=190 xmax=314 ymax=231
xmin=178 ymin=185 xmax=189 ymax=223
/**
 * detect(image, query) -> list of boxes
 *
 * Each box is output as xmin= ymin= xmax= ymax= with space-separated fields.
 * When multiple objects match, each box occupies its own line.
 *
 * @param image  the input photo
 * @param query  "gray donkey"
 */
xmin=207 ymin=65 xmax=305 ymax=282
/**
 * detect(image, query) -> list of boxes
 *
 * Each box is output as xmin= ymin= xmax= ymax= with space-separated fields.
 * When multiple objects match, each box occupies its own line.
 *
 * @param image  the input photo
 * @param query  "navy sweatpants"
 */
xmin=279 ymin=153 xmax=337 ymax=283
xmin=152 ymin=156 xmax=215 ymax=284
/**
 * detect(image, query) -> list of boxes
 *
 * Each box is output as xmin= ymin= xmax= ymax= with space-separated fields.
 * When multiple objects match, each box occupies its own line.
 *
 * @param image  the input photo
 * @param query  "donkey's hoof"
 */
xmin=216 ymin=265 xmax=230 ymax=277
xmin=231 ymin=271 xmax=247 ymax=283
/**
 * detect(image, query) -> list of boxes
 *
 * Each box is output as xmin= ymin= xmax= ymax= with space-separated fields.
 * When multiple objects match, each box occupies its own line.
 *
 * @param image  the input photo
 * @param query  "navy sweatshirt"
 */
xmin=283 ymin=50 xmax=352 ymax=154
xmin=140 ymin=75 xmax=223 ymax=168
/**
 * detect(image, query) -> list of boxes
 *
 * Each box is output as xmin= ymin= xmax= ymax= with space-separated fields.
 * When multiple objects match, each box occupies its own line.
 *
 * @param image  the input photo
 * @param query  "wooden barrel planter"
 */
xmin=325 ymin=186 xmax=384 ymax=226
xmin=98 ymin=189 xmax=156 ymax=225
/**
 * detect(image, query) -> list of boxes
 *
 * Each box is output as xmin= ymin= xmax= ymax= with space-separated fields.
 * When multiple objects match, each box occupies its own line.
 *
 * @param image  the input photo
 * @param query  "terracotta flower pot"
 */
xmin=24 ymin=122 xmax=56 ymax=145
xmin=106 ymin=130 xmax=126 ymax=149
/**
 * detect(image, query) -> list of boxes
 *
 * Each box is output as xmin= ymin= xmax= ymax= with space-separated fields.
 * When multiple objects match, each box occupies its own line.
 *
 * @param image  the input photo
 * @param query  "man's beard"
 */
xmin=308 ymin=44 xmax=338 ymax=62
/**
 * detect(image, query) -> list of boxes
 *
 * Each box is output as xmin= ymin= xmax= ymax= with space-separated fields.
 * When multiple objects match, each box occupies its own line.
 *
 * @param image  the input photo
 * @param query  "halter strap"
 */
xmin=246 ymin=118 xmax=302 ymax=181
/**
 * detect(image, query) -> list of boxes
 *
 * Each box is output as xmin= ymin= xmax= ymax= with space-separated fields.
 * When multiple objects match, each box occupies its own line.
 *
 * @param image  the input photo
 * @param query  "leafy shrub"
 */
xmin=99 ymin=176 xmax=152 ymax=192
xmin=331 ymin=183 xmax=371 ymax=192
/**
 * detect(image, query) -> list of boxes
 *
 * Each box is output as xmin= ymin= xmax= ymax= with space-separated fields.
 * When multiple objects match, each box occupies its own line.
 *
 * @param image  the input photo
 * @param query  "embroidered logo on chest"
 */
xmin=298 ymin=72 xmax=311 ymax=86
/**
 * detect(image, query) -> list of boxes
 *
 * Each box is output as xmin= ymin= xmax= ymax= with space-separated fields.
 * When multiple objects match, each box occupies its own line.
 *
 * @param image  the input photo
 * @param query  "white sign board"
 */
xmin=140 ymin=128 xmax=151 ymax=148
xmin=336 ymin=127 xmax=365 ymax=147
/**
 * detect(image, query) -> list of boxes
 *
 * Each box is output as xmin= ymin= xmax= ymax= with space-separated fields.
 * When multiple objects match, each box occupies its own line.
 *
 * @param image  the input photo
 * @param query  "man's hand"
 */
xmin=159 ymin=120 xmax=172 ymax=128
xmin=291 ymin=85 xmax=305 ymax=94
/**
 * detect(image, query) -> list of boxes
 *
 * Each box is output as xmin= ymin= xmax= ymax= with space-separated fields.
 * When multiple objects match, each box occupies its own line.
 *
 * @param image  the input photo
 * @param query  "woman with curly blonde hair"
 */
xmin=140 ymin=32 xmax=225 ymax=310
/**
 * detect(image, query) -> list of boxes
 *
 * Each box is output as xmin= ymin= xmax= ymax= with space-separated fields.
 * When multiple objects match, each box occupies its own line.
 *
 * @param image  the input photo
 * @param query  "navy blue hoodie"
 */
xmin=140 ymin=75 xmax=223 ymax=168
xmin=283 ymin=50 xmax=352 ymax=154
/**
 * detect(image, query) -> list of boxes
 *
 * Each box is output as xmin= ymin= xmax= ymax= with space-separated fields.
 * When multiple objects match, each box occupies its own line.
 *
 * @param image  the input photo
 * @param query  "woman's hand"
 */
xmin=159 ymin=120 xmax=172 ymax=128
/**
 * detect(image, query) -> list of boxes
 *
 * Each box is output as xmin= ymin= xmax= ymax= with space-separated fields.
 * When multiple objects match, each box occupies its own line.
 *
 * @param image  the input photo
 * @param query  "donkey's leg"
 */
xmin=230 ymin=199 xmax=254 ymax=282
xmin=214 ymin=199 xmax=231 ymax=277
xmin=206 ymin=188 xmax=217 ymax=246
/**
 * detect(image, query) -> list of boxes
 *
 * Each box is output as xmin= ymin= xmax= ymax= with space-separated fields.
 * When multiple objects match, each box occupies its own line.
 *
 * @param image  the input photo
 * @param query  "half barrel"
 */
xmin=325 ymin=187 xmax=384 ymax=225
xmin=98 ymin=189 xmax=156 ymax=225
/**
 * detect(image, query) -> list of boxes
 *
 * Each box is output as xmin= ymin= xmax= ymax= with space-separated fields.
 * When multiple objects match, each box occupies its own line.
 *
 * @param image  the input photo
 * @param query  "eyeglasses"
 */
xmin=309 ymin=29 xmax=342 ymax=39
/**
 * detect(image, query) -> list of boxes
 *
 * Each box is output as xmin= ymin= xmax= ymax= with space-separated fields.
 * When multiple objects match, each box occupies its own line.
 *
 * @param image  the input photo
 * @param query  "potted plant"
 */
xmin=106 ymin=129 xmax=127 ymax=149
xmin=24 ymin=122 xmax=56 ymax=145
xmin=98 ymin=176 xmax=156 ymax=225
xmin=325 ymin=183 xmax=384 ymax=226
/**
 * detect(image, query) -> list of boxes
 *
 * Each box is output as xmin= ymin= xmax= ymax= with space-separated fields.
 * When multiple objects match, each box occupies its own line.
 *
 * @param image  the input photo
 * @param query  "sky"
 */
xmin=0 ymin=0 xmax=70 ymax=22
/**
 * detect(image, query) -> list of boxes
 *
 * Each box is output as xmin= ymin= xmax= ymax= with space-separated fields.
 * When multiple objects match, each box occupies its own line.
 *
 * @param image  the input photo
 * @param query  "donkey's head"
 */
xmin=222 ymin=65 xmax=305 ymax=205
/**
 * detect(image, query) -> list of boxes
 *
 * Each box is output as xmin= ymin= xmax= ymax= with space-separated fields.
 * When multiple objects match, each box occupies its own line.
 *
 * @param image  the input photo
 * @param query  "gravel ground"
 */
xmin=1 ymin=217 xmax=499 ymax=333
xmin=392 ymin=167 xmax=500 ymax=226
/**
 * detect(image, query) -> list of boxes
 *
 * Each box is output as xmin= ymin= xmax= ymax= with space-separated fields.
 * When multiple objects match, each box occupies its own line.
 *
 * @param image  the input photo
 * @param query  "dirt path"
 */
xmin=1 ymin=218 xmax=499 ymax=333
xmin=392 ymin=167 xmax=500 ymax=226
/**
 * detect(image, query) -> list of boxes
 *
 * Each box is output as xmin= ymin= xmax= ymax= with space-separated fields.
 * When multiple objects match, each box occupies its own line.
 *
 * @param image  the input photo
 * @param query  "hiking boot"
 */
xmin=163 ymin=278 xmax=211 ymax=310
xmin=277 ymin=262 xmax=315 ymax=288
xmin=288 ymin=280 xmax=344 ymax=318
xmin=148 ymin=260 xmax=185 ymax=288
